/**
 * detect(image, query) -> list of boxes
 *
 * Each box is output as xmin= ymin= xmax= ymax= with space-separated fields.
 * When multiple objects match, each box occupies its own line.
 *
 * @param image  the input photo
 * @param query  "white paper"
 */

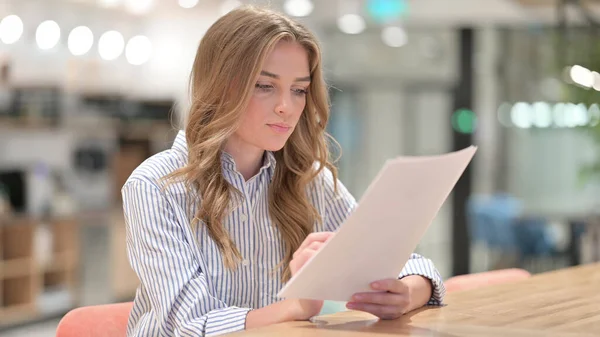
xmin=277 ymin=146 xmax=477 ymax=301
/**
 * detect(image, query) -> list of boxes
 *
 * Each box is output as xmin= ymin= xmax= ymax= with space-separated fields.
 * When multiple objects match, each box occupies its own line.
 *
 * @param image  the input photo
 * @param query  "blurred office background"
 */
xmin=1 ymin=0 xmax=600 ymax=335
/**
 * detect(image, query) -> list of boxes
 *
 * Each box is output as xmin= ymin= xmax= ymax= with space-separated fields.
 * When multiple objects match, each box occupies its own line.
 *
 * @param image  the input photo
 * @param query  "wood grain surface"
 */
xmin=231 ymin=263 xmax=600 ymax=336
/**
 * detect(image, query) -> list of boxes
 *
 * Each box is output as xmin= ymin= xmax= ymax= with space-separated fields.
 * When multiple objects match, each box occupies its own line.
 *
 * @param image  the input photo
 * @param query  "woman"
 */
xmin=122 ymin=5 xmax=445 ymax=337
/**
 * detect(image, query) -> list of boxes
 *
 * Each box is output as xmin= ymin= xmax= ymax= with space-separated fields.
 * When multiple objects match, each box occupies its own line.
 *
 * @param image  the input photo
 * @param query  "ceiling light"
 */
xmin=98 ymin=30 xmax=125 ymax=61
xmin=98 ymin=0 xmax=121 ymax=8
xmin=283 ymin=0 xmax=314 ymax=17
xmin=125 ymin=0 xmax=154 ymax=15
xmin=0 ymin=15 xmax=23 ymax=44
xmin=337 ymin=14 xmax=365 ymax=35
xmin=68 ymin=26 xmax=94 ymax=56
xmin=179 ymin=0 xmax=199 ymax=9
xmin=592 ymin=71 xmax=600 ymax=91
xmin=126 ymin=35 xmax=152 ymax=65
xmin=36 ymin=20 xmax=61 ymax=50
xmin=381 ymin=26 xmax=407 ymax=47
xmin=569 ymin=65 xmax=593 ymax=88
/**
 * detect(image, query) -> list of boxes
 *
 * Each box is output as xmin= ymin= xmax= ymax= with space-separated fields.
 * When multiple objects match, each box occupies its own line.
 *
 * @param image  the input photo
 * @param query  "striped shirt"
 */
xmin=122 ymin=130 xmax=445 ymax=337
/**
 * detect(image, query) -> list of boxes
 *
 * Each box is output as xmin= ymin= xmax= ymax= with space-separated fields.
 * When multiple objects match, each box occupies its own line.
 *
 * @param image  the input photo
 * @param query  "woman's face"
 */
xmin=229 ymin=40 xmax=311 ymax=154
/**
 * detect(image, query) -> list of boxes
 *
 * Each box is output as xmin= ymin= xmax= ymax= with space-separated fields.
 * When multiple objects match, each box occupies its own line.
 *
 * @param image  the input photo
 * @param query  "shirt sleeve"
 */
xmin=122 ymin=178 xmax=251 ymax=337
xmin=398 ymin=253 xmax=446 ymax=305
xmin=320 ymin=169 xmax=445 ymax=305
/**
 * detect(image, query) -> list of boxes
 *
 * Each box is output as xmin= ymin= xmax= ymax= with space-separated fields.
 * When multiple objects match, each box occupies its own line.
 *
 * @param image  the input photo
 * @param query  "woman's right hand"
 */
xmin=287 ymin=232 xmax=335 ymax=320
xmin=246 ymin=232 xmax=335 ymax=329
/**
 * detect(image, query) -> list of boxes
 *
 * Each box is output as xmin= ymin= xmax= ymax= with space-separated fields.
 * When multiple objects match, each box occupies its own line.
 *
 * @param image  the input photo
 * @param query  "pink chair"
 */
xmin=445 ymin=268 xmax=531 ymax=293
xmin=56 ymin=302 xmax=133 ymax=337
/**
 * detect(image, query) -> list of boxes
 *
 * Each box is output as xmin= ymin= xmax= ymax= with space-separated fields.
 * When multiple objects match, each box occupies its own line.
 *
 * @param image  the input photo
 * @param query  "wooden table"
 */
xmin=233 ymin=263 xmax=600 ymax=336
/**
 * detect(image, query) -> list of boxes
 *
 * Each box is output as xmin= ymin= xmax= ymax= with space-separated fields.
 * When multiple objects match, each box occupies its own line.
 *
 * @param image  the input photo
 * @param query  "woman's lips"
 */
xmin=267 ymin=123 xmax=291 ymax=133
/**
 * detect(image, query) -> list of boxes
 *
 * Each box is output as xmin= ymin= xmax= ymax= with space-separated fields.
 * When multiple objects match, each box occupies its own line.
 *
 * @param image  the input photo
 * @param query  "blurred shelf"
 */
xmin=0 ymin=258 xmax=33 ymax=279
xmin=0 ymin=115 xmax=171 ymax=130
xmin=44 ymin=251 xmax=78 ymax=273
xmin=0 ymin=303 xmax=36 ymax=326
xmin=0 ymin=116 xmax=59 ymax=130
xmin=0 ymin=215 xmax=80 ymax=329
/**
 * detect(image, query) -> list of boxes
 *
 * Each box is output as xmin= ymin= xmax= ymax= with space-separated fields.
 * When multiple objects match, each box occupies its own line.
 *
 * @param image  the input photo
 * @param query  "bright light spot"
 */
xmin=98 ymin=0 xmax=121 ymax=8
xmin=125 ymin=0 xmax=154 ymax=15
xmin=553 ymin=103 xmax=566 ymax=127
xmin=283 ymin=0 xmax=314 ymax=17
xmin=68 ymin=26 xmax=94 ymax=56
xmin=179 ymin=0 xmax=199 ymax=8
xmin=98 ymin=30 xmax=125 ymax=61
xmin=220 ymin=0 xmax=242 ymax=15
xmin=593 ymin=71 xmax=600 ymax=91
xmin=36 ymin=20 xmax=61 ymax=50
xmin=563 ymin=103 xmax=579 ymax=128
xmin=451 ymin=108 xmax=477 ymax=134
xmin=589 ymin=104 xmax=600 ymax=126
xmin=337 ymin=14 xmax=365 ymax=35
xmin=569 ymin=65 xmax=594 ymax=88
xmin=575 ymin=103 xmax=590 ymax=126
xmin=126 ymin=35 xmax=152 ymax=65
xmin=511 ymin=102 xmax=532 ymax=128
xmin=152 ymin=35 xmax=184 ymax=71
xmin=0 ymin=15 xmax=23 ymax=44
xmin=367 ymin=0 xmax=408 ymax=23
xmin=532 ymin=102 xmax=552 ymax=128
xmin=497 ymin=102 xmax=512 ymax=127
xmin=381 ymin=26 xmax=407 ymax=47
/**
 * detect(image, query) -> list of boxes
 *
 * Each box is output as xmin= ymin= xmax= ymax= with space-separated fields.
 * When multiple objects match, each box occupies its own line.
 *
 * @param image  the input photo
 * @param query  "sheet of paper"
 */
xmin=277 ymin=146 xmax=477 ymax=301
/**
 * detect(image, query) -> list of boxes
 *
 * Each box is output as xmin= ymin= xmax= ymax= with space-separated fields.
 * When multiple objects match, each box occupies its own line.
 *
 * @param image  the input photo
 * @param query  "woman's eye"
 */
xmin=255 ymin=83 xmax=274 ymax=92
xmin=293 ymin=88 xmax=308 ymax=96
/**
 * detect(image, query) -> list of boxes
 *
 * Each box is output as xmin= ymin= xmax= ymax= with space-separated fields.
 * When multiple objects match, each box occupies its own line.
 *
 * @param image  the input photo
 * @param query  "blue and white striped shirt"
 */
xmin=122 ymin=130 xmax=445 ymax=337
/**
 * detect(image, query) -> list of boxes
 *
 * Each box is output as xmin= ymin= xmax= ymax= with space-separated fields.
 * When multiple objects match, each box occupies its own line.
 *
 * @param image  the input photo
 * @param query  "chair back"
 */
xmin=56 ymin=302 xmax=133 ymax=337
xmin=445 ymin=268 xmax=532 ymax=293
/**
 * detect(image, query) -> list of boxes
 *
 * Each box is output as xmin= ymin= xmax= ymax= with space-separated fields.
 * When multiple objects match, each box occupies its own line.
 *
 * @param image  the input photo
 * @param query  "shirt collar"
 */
xmin=172 ymin=130 xmax=276 ymax=176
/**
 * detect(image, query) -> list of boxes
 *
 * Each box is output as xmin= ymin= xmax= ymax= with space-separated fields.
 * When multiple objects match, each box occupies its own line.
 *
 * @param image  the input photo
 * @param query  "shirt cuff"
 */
xmin=398 ymin=257 xmax=446 ymax=306
xmin=204 ymin=307 xmax=252 ymax=336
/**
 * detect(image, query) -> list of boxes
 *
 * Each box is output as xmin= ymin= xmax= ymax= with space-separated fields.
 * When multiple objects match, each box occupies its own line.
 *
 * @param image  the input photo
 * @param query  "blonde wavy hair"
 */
xmin=167 ymin=5 xmax=338 ymax=281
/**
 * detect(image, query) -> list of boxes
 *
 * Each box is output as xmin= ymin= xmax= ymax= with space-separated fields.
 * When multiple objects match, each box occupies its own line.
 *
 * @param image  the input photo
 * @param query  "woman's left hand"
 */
xmin=346 ymin=275 xmax=432 ymax=320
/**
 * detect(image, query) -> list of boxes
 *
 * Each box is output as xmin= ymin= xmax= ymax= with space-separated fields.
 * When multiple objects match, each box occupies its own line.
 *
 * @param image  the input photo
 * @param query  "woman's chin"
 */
xmin=263 ymin=143 xmax=286 ymax=152
xmin=261 ymin=138 xmax=290 ymax=152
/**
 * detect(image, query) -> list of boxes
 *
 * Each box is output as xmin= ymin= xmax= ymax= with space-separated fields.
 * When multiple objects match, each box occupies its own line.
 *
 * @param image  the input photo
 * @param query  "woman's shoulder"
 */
xmin=310 ymin=162 xmax=355 ymax=202
xmin=306 ymin=163 xmax=342 ymax=200
xmin=312 ymin=162 xmax=337 ymax=187
xmin=123 ymin=146 xmax=188 ymax=195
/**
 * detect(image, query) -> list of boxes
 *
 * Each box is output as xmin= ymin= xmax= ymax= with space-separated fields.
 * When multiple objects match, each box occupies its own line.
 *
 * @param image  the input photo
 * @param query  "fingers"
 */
xmin=293 ymin=241 xmax=324 ymax=260
xmin=290 ymin=232 xmax=335 ymax=276
xmin=300 ymin=232 xmax=334 ymax=250
xmin=345 ymin=302 xmax=406 ymax=320
xmin=370 ymin=279 xmax=409 ymax=294
xmin=350 ymin=291 xmax=409 ymax=307
xmin=345 ymin=279 xmax=412 ymax=320
xmin=294 ymin=232 xmax=334 ymax=258
xmin=295 ymin=247 xmax=319 ymax=265
xmin=290 ymin=247 xmax=319 ymax=275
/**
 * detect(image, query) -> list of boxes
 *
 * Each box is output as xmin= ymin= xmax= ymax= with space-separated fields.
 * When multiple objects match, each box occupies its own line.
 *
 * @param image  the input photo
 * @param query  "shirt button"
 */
xmin=240 ymin=214 xmax=248 ymax=222
xmin=242 ymin=259 xmax=250 ymax=266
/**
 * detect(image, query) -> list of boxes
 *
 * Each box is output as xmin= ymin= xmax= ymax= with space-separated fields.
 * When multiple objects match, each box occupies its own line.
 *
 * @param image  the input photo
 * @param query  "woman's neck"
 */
xmin=223 ymin=138 xmax=265 ymax=181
